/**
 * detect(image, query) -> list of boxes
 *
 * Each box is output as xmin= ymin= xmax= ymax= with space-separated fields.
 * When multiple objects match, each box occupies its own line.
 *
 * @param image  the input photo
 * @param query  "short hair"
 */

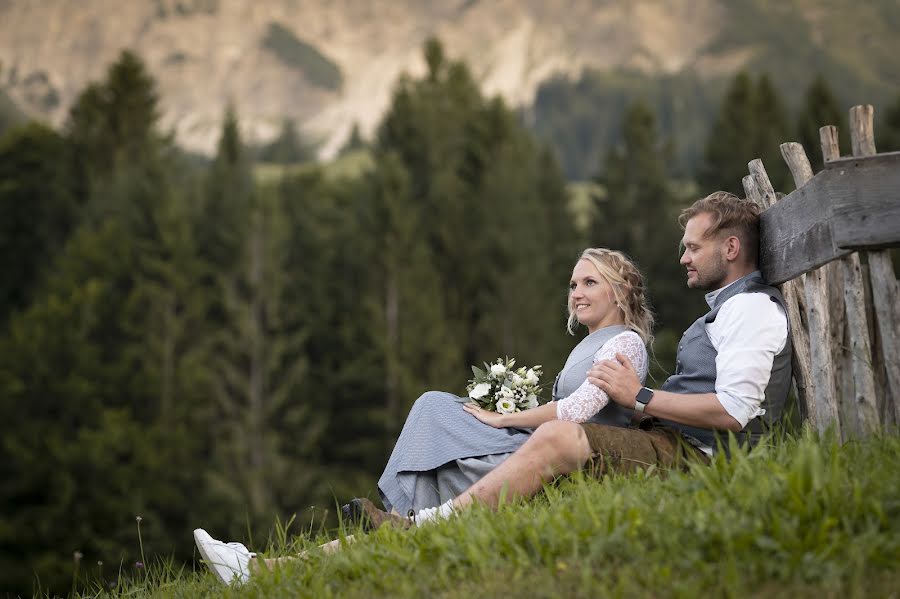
xmin=566 ymin=247 xmax=654 ymax=345
xmin=678 ymin=191 xmax=761 ymax=266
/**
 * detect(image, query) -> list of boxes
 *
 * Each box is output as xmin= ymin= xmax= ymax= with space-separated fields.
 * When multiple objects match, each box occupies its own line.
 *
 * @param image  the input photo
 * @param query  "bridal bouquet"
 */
xmin=465 ymin=357 xmax=544 ymax=414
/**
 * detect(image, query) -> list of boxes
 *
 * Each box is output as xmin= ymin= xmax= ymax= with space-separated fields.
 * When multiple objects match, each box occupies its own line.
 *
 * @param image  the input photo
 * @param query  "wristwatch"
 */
xmin=634 ymin=387 xmax=655 ymax=413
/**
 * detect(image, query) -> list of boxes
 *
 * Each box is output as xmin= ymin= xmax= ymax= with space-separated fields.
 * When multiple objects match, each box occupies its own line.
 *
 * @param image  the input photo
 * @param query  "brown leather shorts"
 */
xmin=580 ymin=422 xmax=709 ymax=477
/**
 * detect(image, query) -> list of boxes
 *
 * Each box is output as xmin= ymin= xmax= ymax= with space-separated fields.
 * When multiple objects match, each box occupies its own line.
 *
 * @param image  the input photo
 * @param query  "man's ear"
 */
xmin=724 ymin=235 xmax=741 ymax=262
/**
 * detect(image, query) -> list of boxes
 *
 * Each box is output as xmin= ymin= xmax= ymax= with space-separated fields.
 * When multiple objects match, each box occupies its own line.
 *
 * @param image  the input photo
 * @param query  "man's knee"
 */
xmin=526 ymin=420 xmax=592 ymax=471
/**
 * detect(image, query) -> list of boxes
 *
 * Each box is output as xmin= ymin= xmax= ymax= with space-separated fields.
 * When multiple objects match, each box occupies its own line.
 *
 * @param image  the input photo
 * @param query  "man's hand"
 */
xmin=462 ymin=402 xmax=508 ymax=428
xmin=587 ymin=352 xmax=643 ymax=408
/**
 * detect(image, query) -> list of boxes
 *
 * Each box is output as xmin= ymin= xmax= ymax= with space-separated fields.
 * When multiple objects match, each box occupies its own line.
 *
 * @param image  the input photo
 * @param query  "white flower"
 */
xmin=469 ymin=383 xmax=491 ymax=400
xmin=525 ymin=368 xmax=540 ymax=385
xmin=511 ymin=373 xmax=524 ymax=387
xmin=521 ymin=394 xmax=539 ymax=410
xmin=490 ymin=363 xmax=507 ymax=376
xmin=498 ymin=386 xmax=514 ymax=399
xmin=496 ymin=398 xmax=517 ymax=414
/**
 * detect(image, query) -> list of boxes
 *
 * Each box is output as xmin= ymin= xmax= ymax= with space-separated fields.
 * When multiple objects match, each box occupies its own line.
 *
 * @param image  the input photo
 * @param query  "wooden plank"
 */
xmin=742 ymin=175 xmax=764 ymax=209
xmin=841 ymin=253 xmax=880 ymax=435
xmin=758 ymin=152 xmax=900 ymax=284
xmin=827 ymin=152 xmax=900 ymax=250
xmin=749 ymin=159 xmax=776 ymax=208
xmin=850 ymin=104 xmax=900 ymax=429
xmin=820 ymin=126 xmax=841 ymax=163
xmin=869 ymin=253 xmax=900 ymax=424
xmin=749 ymin=158 xmax=815 ymax=431
xmin=820 ymin=125 xmax=851 ymax=435
xmin=850 ymin=105 xmax=877 ymax=156
xmin=844 ymin=105 xmax=881 ymax=436
xmin=779 ymin=142 xmax=840 ymax=435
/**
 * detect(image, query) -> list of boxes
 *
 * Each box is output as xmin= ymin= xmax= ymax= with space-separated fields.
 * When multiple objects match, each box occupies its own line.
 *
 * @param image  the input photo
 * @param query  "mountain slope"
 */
xmin=0 ymin=0 xmax=897 ymax=158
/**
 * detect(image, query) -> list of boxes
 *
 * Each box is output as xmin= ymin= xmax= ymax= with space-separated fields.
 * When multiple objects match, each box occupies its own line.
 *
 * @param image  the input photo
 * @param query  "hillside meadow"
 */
xmin=62 ymin=431 xmax=900 ymax=599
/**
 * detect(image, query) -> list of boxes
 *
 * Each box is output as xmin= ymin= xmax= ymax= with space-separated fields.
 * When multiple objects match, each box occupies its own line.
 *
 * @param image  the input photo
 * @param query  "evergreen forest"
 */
xmin=1 ymin=41 xmax=899 ymax=596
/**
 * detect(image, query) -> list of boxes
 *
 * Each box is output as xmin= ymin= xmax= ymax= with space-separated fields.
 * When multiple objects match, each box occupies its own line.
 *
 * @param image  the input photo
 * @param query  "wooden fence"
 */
xmin=741 ymin=104 xmax=900 ymax=438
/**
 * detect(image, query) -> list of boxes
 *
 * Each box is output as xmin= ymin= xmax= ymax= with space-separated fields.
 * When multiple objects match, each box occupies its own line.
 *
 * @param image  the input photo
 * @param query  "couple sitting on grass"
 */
xmin=194 ymin=191 xmax=792 ymax=584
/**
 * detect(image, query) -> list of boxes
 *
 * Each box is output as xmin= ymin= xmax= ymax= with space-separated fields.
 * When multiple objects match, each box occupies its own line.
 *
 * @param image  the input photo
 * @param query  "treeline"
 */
xmin=0 ymin=41 xmax=586 ymax=595
xmin=2 ymin=40 xmax=899 ymax=596
xmin=533 ymin=69 xmax=900 ymax=181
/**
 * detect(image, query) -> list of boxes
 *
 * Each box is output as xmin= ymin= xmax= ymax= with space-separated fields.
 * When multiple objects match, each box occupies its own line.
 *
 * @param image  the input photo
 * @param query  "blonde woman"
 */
xmin=365 ymin=247 xmax=654 ymax=523
xmin=195 ymin=247 xmax=655 ymax=584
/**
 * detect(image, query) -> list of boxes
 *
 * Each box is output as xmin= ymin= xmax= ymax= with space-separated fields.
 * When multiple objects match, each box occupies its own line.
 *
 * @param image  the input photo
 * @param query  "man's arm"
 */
xmin=588 ymin=355 xmax=743 ymax=431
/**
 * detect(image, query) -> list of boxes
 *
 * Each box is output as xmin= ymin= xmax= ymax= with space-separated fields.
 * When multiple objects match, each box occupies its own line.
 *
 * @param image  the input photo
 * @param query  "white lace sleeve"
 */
xmin=555 ymin=331 xmax=649 ymax=423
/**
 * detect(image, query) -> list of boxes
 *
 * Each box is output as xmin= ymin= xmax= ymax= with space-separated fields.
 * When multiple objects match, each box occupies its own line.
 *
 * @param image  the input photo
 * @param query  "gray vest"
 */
xmin=552 ymin=324 xmax=636 ymax=428
xmin=660 ymin=271 xmax=792 ymax=449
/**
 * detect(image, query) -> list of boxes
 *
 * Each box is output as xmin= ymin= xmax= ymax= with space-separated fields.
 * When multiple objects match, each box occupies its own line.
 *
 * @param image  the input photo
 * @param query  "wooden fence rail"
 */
xmin=743 ymin=104 xmax=899 ymax=438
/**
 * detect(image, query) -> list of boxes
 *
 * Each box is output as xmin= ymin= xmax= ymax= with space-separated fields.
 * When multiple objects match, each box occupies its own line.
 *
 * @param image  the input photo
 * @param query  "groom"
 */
xmin=354 ymin=190 xmax=791 ymax=526
xmin=193 ymin=191 xmax=793 ymax=582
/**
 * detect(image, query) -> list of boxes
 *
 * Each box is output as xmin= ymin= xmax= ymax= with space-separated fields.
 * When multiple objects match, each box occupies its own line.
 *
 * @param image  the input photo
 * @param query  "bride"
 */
xmin=194 ymin=247 xmax=654 ymax=584
xmin=368 ymin=247 xmax=653 ymax=520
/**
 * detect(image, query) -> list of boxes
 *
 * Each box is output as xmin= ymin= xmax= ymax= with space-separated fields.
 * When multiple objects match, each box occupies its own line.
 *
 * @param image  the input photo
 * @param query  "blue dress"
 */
xmin=377 ymin=325 xmax=631 ymax=514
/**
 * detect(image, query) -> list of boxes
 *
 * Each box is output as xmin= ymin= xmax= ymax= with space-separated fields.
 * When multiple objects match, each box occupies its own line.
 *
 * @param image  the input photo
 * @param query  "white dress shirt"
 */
xmin=704 ymin=280 xmax=788 ymax=429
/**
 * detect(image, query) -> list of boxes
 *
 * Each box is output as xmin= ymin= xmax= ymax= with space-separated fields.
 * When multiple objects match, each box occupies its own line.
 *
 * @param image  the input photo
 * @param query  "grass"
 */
xmin=70 ymin=430 xmax=899 ymax=598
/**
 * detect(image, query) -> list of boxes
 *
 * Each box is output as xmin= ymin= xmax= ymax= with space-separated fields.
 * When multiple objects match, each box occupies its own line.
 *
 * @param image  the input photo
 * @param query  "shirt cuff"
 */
xmin=715 ymin=391 xmax=764 ymax=429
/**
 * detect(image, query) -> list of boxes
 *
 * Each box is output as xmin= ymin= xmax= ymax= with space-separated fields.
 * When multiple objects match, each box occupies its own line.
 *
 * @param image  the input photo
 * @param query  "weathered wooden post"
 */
xmin=819 ymin=126 xmax=854 ymax=432
xmin=745 ymin=159 xmax=816 ymax=427
xmin=848 ymin=105 xmax=900 ymax=427
xmin=779 ymin=143 xmax=840 ymax=434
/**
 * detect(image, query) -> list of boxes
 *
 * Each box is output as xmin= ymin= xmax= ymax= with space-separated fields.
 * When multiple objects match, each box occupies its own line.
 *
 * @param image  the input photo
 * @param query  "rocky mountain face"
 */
xmin=0 ymin=0 xmax=895 ymax=157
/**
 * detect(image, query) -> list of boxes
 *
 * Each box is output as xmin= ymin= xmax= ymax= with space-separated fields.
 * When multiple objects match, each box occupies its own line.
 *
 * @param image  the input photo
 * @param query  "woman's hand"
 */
xmin=462 ymin=402 xmax=508 ymax=428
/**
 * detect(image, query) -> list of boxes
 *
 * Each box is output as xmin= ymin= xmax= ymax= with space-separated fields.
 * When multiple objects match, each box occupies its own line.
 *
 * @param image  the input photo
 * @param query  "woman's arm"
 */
xmin=555 ymin=331 xmax=648 ymax=423
xmin=462 ymin=401 xmax=558 ymax=429
xmin=464 ymin=331 xmax=649 ymax=429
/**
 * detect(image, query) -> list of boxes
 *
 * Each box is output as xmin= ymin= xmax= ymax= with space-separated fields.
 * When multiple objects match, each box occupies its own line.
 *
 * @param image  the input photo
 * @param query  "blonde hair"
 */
xmin=679 ymin=191 xmax=761 ymax=267
xmin=566 ymin=248 xmax=655 ymax=345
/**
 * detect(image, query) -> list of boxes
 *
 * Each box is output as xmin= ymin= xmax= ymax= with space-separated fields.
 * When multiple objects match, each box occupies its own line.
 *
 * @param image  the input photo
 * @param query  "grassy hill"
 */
xmin=72 ymin=432 xmax=899 ymax=598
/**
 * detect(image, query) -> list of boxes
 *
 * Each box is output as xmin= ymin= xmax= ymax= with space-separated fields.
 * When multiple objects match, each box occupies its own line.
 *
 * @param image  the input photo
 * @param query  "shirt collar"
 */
xmin=704 ymin=278 xmax=740 ymax=308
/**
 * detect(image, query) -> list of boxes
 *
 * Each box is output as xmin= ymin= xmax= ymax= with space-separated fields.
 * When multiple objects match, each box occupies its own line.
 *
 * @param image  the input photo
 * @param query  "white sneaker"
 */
xmin=193 ymin=528 xmax=253 ymax=585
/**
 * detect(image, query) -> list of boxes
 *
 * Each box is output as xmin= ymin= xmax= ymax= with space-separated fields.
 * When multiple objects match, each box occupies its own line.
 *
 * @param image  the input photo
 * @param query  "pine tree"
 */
xmin=700 ymin=72 xmax=793 ymax=194
xmin=753 ymin=74 xmax=792 ymax=191
xmin=207 ymin=185 xmax=321 ymax=524
xmin=200 ymin=106 xmax=254 ymax=268
xmin=880 ymin=95 xmax=900 ymax=152
xmin=66 ymin=50 xmax=164 ymax=183
xmin=0 ymin=123 xmax=78 ymax=321
xmin=797 ymin=75 xmax=848 ymax=167
xmin=339 ymin=122 xmax=367 ymax=155
xmin=700 ymin=72 xmax=758 ymax=195
xmin=596 ymin=102 xmax=697 ymax=337
xmin=259 ymin=118 xmax=314 ymax=164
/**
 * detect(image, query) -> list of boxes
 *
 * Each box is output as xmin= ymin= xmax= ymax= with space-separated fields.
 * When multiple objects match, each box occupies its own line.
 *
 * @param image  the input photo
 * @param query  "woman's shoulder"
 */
xmin=597 ymin=330 xmax=648 ymax=356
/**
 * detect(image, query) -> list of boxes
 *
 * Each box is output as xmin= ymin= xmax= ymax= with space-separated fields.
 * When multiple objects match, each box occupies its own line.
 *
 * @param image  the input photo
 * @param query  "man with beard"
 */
xmin=387 ymin=190 xmax=793 ymax=524
xmin=194 ymin=192 xmax=792 ymax=584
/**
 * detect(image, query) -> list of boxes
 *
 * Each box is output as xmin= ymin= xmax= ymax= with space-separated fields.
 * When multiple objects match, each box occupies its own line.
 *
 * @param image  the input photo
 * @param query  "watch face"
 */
xmin=636 ymin=387 xmax=654 ymax=404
